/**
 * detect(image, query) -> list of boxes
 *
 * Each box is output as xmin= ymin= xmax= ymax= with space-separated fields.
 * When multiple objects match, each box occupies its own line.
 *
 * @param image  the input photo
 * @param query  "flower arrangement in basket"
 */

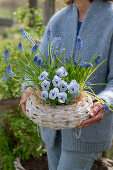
xmin=2 ymin=28 xmax=113 ymax=131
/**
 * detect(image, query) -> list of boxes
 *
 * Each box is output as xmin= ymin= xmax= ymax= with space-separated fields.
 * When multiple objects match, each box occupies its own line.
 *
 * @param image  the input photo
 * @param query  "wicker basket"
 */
xmin=26 ymin=92 xmax=93 ymax=130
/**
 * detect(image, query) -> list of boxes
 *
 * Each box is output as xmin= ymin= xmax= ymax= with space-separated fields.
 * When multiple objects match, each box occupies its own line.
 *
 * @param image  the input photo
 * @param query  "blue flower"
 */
xmin=73 ymin=60 xmax=78 ymax=66
xmin=76 ymin=36 xmax=83 ymax=51
xmin=20 ymin=28 xmax=35 ymax=45
xmin=2 ymin=75 xmax=9 ymax=82
xmin=3 ymin=49 xmax=10 ymax=64
xmin=41 ymin=80 xmax=50 ymax=91
xmin=103 ymin=104 xmax=110 ymax=111
xmin=51 ymin=37 xmax=62 ymax=51
xmin=18 ymin=42 xmax=23 ymax=51
xmin=56 ymin=66 xmax=68 ymax=78
xmin=86 ymin=82 xmax=91 ymax=86
xmin=95 ymin=55 xmax=101 ymax=65
xmin=52 ymin=75 xmax=61 ymax=87
xmin=58 ymin=92 xmax=67 ymax=103
xmin=59 ymin=81 xmax=68 ymax=92
xmin=41 ymin=91 xmax=48 ymax=101
xmin=80 ymin=62 xmax=92 ymax=68
xmin=68 ymin=80 xmax=79 ymax=94
xmin=38 ymin=71 xmax=48 ymax=80
xmin=47 ymin=28 xmax=52 ymax=40
xmin=33 ymin=55 xmax=42 ymax=66
xmin=49 ymin=88 xmax=59 ymax=100
xmin=31 ymin=42 xmax=39 ymax=53
xmin=6 ymin=63 xmax=13 ymax=77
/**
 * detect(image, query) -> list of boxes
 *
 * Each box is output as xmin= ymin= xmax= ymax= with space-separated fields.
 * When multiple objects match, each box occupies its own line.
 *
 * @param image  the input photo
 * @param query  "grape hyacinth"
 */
xmin=20 ymin=28 xmax=35 ymax=45
xmin=3 ymin=49 xmax=10 ymax=64
xmin=58 ymin=92 xmax=67 ymax=103
xmin=38 ymin=71 xmax=48 ymax=80
xmin=33 ymin=55 xmax=42 ymax=66
xmin=18 ymin=42 xmax=23 ymax=51
xmin=51 ymin=37 xmax=62 ymax=51
xmin=6 ymin=63 xmax=13 ymax=77
xmin=95 ymin=55 xmax=101 ymax=65
xmin=41 ymin=80 xmax=50 ymax=91
xmin=80 ymin=62 xmax=92 ymax=68
xmin=31 ymin=41 xmax=39 ymax=53
xmin=41 ymin=91 xmax=48 ymax=101
xmin=76 ymin=36 xmax=83 ymax=51
xmin=86 ymin=82 xmax=91 ymax=87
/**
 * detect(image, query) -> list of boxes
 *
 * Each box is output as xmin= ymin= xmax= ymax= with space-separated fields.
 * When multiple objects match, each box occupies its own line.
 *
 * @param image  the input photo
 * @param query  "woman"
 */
xmin=20 ymin=0 xmax=113 ymax=169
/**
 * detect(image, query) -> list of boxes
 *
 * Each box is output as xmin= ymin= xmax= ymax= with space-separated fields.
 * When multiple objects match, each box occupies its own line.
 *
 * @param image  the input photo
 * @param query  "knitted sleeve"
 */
xmin=97 ymin=36 xmax=113 ymax=106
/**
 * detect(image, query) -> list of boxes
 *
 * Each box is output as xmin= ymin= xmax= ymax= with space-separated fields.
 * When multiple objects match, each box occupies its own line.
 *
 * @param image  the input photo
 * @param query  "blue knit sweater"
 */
xmin=38 ymin=0 xmax=113 ymax=152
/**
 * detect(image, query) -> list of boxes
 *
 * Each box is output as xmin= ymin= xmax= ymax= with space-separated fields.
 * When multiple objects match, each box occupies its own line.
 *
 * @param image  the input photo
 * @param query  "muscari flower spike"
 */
xmin=6 ymin=63 xmax=13 ymax=77
xmin=103 ymin=104 xmax=110 ymax=111
xmin=3 ymin=49 xmax=10 ymax=64
xmin=31 ymin=41 xmax=39 ymax=53
xmin=33 ymin=54 xmax=42 ymax=67
xmin=51 ymin=37 xmax=62 ymax=51
xmin=73 ymin=60 xmax=78 ymax=66
xmin=47 ymin=28 xmax=52 ymax=40
xmin=76 ymin=36 xmax=83 ymax=51
xmin=58 ymin=92 xmax=67 ymax=103
xmin=95 ymin=55 xmax=101 ymax=65
xmin=80 ymin=62 xmax=92 ymax=68
xmin=38 ymin=71 xmax=48 ymax=80
xmin=41 ymin=80 xmax=50 ymax=91
xmin=20 ymin=28 xmax=35 ymax=45
xmin=41 ymin=91 xmax=48 ymax=101
xmin=18 ymin=42 xmax=23 ymax=51
xmin=86 ymin=82 xmax=91 ymax=87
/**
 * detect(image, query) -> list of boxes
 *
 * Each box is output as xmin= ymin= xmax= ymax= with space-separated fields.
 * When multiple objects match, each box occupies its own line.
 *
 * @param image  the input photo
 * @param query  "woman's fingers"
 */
xmin=89 ymin=101 xmax=103 ymax=117
xmin=77 ymin=109 xmax=104 ymax=128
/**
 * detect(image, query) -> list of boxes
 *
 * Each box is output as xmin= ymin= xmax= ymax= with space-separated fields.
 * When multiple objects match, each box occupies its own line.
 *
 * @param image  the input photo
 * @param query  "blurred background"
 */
xmin=0 ymin=0 xmax=112 ymax=169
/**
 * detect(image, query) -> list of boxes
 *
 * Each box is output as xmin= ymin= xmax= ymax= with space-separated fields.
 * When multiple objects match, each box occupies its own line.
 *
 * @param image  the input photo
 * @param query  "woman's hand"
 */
xmin=20 ymin=87 xmax=33 ymax=117
xmin=77 ymin=101 xmax=104 ymax=128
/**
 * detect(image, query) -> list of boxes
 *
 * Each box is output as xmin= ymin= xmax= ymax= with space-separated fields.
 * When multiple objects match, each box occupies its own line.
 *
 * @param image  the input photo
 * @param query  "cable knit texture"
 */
xmin=38 ymin=0 xmax=113 ymax=152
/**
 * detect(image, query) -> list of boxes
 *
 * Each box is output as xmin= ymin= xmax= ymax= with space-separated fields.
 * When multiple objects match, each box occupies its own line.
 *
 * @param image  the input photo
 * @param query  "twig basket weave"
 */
xmin=26 ymin=92 xmax=93 ymax=130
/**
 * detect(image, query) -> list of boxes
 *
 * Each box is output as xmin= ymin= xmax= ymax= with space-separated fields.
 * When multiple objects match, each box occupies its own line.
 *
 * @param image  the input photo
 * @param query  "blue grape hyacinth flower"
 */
xmin=41 ymin=80 xmax=50 ymax=91
xmin=31 ymin=41 xmax=39 ymax=53
xmin=33 ymin=55 xmax=42 ymax=66
xmin=3 ymin=49 xmax=10 ymax=64
xmin=18 ymin=42 xmax=23 ymax=51
xmin=52 ymin=75 xmax=61 ymax=87
xmin=95 ymin=55 xmax=101 ymax=65
xmin=58 ymin=92 xmax=67 ymax=103
xmin=86 ymin=82 xmax=91 ymax=87
xmin=47 ymin=28 xmax=52 ymax=40
xmin=20 ymin=28 xmax=35 ymax=45
xmin=41 ymin=91 xmax=48 ymax=101
xmin=6 ymin=63 xmax=13 ymax=77
xmin=51 ymin=37 xmax=62 ymax=51
xmin=38 ymin=71 xmax=48 ymax=80
xmin=103 ymin=104 xmax=110 ymax=111
xmin=80 ymin=62 xmax=92 ymax=68
xmin=68 ymin=80 xmax=79 ymax=94
xmin=76 ymin=36 xmax=83 ymax=51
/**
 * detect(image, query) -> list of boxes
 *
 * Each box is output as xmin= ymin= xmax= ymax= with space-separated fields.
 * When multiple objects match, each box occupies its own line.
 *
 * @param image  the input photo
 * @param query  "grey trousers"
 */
xmin=46 ymin=130 xmax=99 ymax=170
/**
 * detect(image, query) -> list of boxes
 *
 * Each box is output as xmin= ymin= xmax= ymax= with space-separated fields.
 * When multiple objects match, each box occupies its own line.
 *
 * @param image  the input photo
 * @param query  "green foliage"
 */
xmin=0 ymin=107 xmax=45 ymax=170
xmin=13 ymin=4 xmax=45 ymax=38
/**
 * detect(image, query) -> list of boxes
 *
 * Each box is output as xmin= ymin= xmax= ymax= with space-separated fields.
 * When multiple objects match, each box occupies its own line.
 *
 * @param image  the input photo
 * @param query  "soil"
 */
xmin=21 ymin=154 xmax=48 ymax=170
